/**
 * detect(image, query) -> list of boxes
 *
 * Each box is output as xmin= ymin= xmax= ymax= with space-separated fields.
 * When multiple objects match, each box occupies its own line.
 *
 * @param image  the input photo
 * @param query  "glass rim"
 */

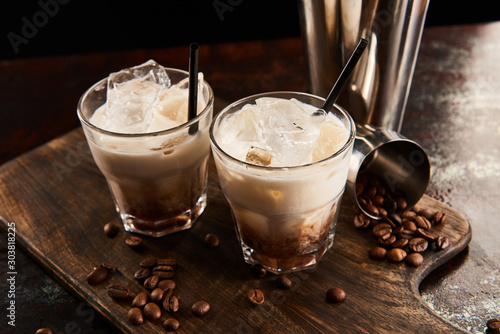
xmin=77 ymin=67 xmax=214 ymax=138
xmin=209 ymin=91 xmax=356 ymax=170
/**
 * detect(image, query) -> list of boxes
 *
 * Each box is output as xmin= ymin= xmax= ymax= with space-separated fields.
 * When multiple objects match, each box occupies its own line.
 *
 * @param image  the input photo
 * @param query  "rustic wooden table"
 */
xmin=0 ymin=21 xmax=499 ymax=333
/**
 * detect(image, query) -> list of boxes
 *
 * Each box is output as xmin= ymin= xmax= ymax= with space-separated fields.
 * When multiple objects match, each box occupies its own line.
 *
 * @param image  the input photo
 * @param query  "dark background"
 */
xmin=1 ymin=0 xmax=499 ymax=60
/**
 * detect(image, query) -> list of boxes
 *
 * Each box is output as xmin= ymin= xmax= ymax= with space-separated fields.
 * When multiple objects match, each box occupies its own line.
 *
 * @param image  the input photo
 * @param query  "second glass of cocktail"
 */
xmin=210 ymin=92 xmax=355 ymax=273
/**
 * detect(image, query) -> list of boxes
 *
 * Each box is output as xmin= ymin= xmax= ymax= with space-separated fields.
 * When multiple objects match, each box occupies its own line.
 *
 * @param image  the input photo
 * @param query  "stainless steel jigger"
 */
xmin=346 ymin=124 xmax=431 ymax=219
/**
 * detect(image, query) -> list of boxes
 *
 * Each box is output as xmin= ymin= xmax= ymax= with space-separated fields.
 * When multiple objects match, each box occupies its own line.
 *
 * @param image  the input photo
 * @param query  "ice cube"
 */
xmin=245 ymin=146 xmax=273 ymax=166
xmin=255 ymin=97 xmax=324 ymax=166
xmin=104 ymin=60 xmax=171 ymax=133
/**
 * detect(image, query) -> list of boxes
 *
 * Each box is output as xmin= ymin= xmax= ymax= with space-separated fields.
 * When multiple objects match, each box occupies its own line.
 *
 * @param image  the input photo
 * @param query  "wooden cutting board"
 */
xmin=0 ymin=128 xmax=471 ymax=334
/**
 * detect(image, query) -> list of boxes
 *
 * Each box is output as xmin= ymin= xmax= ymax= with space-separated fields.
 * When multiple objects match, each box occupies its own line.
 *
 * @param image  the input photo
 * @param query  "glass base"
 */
xmin=240 ymin=234 xmax=334 ymax=274
xmin=121 ymin=195 xmax=207 ymax=237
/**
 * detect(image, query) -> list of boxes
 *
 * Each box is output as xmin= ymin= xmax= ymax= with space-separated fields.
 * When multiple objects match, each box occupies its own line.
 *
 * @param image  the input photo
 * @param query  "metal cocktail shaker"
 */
xmin=298 ymin=0 xmax=429 ymax=131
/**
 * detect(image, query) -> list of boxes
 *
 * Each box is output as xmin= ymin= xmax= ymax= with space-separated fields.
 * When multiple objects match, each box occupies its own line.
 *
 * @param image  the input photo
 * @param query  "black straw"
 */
xmin=188 ymin=43 xmax=199 ymax=134
xmin=322 ymin=38 xmax=368 ymax=112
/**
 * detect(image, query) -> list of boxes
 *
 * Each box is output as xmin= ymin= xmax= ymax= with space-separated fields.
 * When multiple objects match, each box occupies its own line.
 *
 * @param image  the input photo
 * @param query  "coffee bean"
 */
xmin=134 ymin=267 xmax=150 ymax=280
xmin=388 ymin=213 xmax=402 ymax=226
xmin=87 ymin=267 xmax=108 ymax=285
xmin=36 ymin=328 xmax=53 ymax=334
xmin=131 ymin=292 xmax=149 ymax=308
xmin=250 ymin=265 xmax=267 ymax=278
xmin=100 ymin=262 xmax=118 ymax=274
xmin=326 ymin=287 xmax=346 ymax=303
xmin=247 ymin=289 xmax=265 ymax=305
xmin=157 ymin=258 xmax=177 ymax=267
xmin=103 ymin=222 xmax=119 ymax=237
xmin=125 ymin=236 xmax=143 ymax=249
xmin=401 ymin=210 xmax=417 ymax=221
xmin=372 ymin=223 xmax=392 ymax=238
xmin=392 ymin=238 xmax=408 ymax=249
xmin=368 ymin=247 xmax=387 ymax=260
xmin=408 ymin=238 xmax=428 ymax=253
xmin=379 ymin=234 xmax=396 ymax=247
xmin=381 ymin=216 xmax=396 ymax=229
xmin=144 ymin=274 xmax=160 ymax=290
xmin=151 ymin=288 xmax=164 ymax=303
xmin=163 ymin=318 xmax=180 ymax=331
xmin=402 ymin=220 xmax=417 ymax=232
xmin=205 ymin=233 xmax=220 ymax=247
xmin=355 ymin=182 xmax=364 ymax=196
xmin=432 ymin=211 xmax=447 ymax=225
xmin=107 ymin=283 xmax=130 ymax=299
xmin=414 ymin=216 xmax=432 ymax=230
xmin=163 ymin=295 xmax=180 ymax=313
xmin=416 ymin=228 xmax=436 ymax=242
xmin=192 ymin=301 xmax=210 ymax=317
xmin=157 ymin=279 xmax=176 ymax=291
xmin=384 ymin=199 xmax=398 ymax=215
xmin=435 ymin=236 xmax=449 ymax=250
xmin=127 ymin=307 xmax=143 ymax=325
xmin=387 ymin=248 xmax=407 ymax=262
xmin=398 ymin=229 xmax=415 ymax=239
xmin=395 ymin=197 xmax=407 ymax=211
xmin=153 ymin=265 xmax=175 ymax=279
xmin=353 ymin=213 xmax=371 ymax=229
xmin=405 ymin=252 xmax=424 ymax=267
xmin=276 ymin=276 xmax=293 ymax=290
xmin=140 ymin=257 xmax=157 ymax=268
xmin=365 ymin=203 xmax=380 ymax=216
xmin=418 ymin=208 xmax=435 ymax=220
xmin=144 ymin=302 xmax=162 ymax=321
xmin=487 ymin=318 xmax=500 ymax=330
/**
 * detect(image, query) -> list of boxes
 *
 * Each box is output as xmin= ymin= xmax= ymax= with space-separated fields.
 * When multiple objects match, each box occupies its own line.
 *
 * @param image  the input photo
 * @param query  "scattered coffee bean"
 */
xmin=134 ymin=267 xmax=151 ymax=280
xmin=487 ymin=318 xmax=500 ymax=330
xmin=405 ymin=252 xmax=424 ymax=267
xmin=401 ymin=210 xmax=417 ymax=221
xmin=368 ymin=247 xmax=387 ymax=260
xmin=372 ymin=223 xmax=392 ymax=238
xmin=353 ymin=213 xmax=371 ymax=229
xmin=276 ymin=276 xmax=293 ymax=290
xmin=326 ymin=287 xmax=346 ymax=303
xmin=163 ymin=318 xmax=180 ymax=331
xmin=140 ymin=257 xmax=157 ymax=268
xmin=250 ymin=264 xmax=267 ymax=278
xmin=379 ymin=234 xmax=396 ymax=247
xmin=144 ymin=274 xmax=160 ymax=290
xmin=100 ymin=262 xmax=118 ymax=274
xmin=402 ymin=220 xmax=417 ymax=232
xmin=107 ymin=283 xmax=130 ymax=299
xmin=150 ymin=288 xmax=164 ymax=303
xmin=247 ymin=289 xmax=265 ymax=305
xmin=191 ymin=301 xmax=210 ymax=317
xmin=157 ymin=258 xmax=177 ymax=267
xmin=414 ymin=216 xmax=432 ymax=230
xmin=125 ymin=236 xmax=143 ymax=249
xmin=408 ymin=237 xmax=428 ymax=253
xmin=163 ymin=295 xmax=180 ymax=313
xmin=144 ymin=302 xmax=162 ymax=321
xmin=418 ymin=208 xmax=435 ymax=220
xmin=432 ymin=211 xmax=447 ymax=225
xmin=87 ymin=267 xmax=108 ymax=285
xmin=127 ymin=307 xmax=144 ymax=325
xmin=395 ymin=197 xmax=407 ymax=211
xmin=157 ymin=279 xmax=176 ymax=291
xmin=435 ymin=236 xmax=449 ymax=250
xmin=205 ymin=233 xmax=220 ymax=247
xmin=415 ymin=228 xmax=436 ymax=242
xmin=131 ymin=292 xmax=149 ymax=308
xmin=153 ymin=265 xmax=175 ymax=279
xmin=103 ymin=222 xmax=119 ymax=237
xmin=386 ymin=248 xmax=407 ymax=262
xmin=36 ymin=328 xmax=53 ymax=334
xmin=391 ymin=238 xmax=408 ymax=249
